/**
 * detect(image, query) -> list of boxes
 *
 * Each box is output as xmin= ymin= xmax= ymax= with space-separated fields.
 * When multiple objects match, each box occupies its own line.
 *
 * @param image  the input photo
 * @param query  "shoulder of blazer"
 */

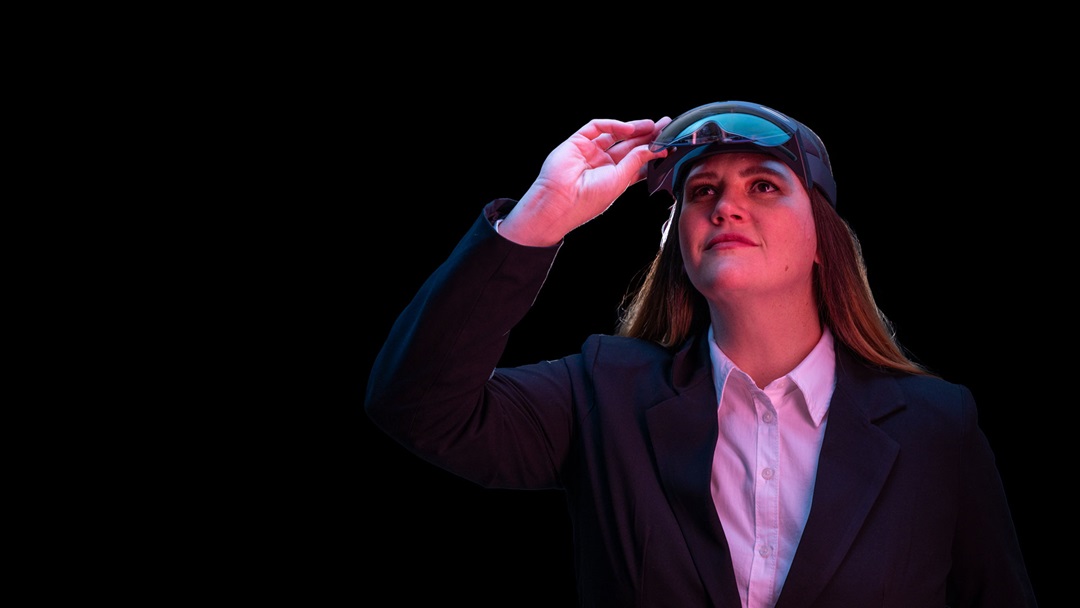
xmin=832 ymin=344 xmax=972 ymax=424
xmin=582 ymin=332 xmax=713 ymax=394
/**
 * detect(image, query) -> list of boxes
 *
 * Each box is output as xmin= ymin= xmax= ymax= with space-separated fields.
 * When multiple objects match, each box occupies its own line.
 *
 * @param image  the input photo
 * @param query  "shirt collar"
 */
xmin=707 ymin=325 xmax=836 ymax=427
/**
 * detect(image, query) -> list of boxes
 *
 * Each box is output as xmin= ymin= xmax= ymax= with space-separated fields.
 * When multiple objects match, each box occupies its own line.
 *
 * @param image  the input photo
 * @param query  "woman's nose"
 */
xmin=712 ymin=196 xmax=744 ymax=223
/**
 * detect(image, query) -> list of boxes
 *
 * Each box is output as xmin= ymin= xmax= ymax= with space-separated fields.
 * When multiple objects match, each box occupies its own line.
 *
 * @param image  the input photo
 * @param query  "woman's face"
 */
xmin=677 ymin=152 xmax=818 ymax=307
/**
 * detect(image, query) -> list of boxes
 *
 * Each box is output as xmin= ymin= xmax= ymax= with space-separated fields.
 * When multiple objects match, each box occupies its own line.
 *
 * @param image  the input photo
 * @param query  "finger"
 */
xmin=577 ymin=118 xmax=645 ymax=143
xmin=622 ymin=144 xmax=669 ymax=184
xmin=605 ymin=128 xmax=666 ymax=163
xmin=592 ymin=133 xmax=620 ymax=151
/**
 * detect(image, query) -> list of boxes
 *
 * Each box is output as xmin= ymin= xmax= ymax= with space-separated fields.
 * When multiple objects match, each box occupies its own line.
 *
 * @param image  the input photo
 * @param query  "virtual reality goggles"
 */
xmin=646 ymin=100 xmax=837 ymax=207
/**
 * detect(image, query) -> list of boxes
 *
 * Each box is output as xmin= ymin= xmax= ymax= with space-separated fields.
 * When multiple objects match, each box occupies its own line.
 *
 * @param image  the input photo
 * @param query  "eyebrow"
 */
xmin=739 ymin=164 xmax=788 ymax=180
xmin=686 ymin=163 xmax=790 ymax=184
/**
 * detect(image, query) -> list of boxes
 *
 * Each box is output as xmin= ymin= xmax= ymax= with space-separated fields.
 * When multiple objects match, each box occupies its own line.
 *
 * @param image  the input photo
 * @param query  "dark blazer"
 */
xmin=366 ymin=200 xmax=1037 ymax=607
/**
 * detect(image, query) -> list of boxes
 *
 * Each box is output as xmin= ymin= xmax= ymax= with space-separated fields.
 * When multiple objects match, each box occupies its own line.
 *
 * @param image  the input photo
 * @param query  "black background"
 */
xmin=328 ymin=62 xmax=1054 ymax=605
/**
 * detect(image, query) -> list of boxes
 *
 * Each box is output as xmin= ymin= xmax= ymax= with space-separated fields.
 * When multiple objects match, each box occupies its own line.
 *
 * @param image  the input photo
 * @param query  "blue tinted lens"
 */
xmin=649 ymin=113 xmax=792 ymax=152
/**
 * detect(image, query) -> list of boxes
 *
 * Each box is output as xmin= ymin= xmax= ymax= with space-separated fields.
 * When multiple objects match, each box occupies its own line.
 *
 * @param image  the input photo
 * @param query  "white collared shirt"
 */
xmin=708 ymin=325 xmax=836 ymax=608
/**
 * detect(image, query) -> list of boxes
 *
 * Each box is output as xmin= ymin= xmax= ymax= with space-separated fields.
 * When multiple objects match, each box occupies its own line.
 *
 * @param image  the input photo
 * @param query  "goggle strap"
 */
xmin=805 ymin=153 xmax=837 ymax=205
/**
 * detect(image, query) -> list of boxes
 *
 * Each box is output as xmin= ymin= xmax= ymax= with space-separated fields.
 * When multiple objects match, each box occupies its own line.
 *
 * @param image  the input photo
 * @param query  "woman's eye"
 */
xmin=749 ymin=180 xmax=778 ymax=194
xmin=689 ymin=185 xmax=716 ymax=199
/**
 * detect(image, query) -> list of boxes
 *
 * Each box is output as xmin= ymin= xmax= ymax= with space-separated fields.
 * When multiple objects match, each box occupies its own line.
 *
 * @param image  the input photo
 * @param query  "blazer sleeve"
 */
xmin=364 ymin=199 xmax=579 ymax=489
xmin=947 ymin=384 xmax=1038 ymax=606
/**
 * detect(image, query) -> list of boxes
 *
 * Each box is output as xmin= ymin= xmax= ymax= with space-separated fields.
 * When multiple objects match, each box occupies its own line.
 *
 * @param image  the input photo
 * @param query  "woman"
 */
xmin=365 ymin=100 xmax=1036 ymax=606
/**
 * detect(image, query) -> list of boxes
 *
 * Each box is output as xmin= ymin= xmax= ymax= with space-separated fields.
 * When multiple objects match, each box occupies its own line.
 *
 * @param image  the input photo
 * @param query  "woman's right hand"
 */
xmin=498 ymin=117 xmax=671 ymax=247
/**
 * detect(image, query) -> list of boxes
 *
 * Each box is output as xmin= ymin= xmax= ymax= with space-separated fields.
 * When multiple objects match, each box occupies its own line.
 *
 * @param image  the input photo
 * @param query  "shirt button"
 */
xmin=761 ymin=467 xmax=774 ymax=480
xmin=758 ymin=545 xmax=771 ymax=557
xmin=762 ymin=411 xmax=775 ymax=423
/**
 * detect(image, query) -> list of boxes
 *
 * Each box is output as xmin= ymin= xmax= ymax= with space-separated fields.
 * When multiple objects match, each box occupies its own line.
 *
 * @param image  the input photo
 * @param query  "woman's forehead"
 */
xmin=684 ymin=153 xmax=795 ymax=181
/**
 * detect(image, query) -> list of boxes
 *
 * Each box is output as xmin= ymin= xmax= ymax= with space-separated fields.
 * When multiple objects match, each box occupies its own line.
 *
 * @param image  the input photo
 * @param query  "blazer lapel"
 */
xmin=647 ymin=335 xmax=743 ymax=608
xmin=775 ymin=348 xmax=904 ymax=608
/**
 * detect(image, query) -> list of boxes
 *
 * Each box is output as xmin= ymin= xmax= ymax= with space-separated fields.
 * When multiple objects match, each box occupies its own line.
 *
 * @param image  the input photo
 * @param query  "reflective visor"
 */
xmin=646 ymin=100 xmax=837 ymax=207
xmin=648 ymin=113 xmax=793 ymax=152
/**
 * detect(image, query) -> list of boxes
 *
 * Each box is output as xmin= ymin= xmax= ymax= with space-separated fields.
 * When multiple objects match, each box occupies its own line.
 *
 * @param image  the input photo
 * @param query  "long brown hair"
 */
xmin=615 ymin=188 xmax=932 ymax=377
